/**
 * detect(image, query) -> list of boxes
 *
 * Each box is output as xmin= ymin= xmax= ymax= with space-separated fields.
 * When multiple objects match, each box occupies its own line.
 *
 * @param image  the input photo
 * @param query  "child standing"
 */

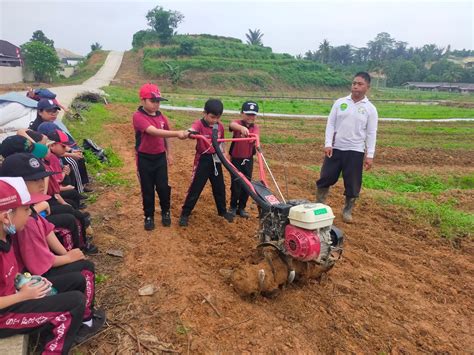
xmin=228 ymin=101 xmax=260 ymax=218
xmin=179 ymin=99 xmax=234 ymax=227
xmin=133 ymin=83 xmax=189 ymax=231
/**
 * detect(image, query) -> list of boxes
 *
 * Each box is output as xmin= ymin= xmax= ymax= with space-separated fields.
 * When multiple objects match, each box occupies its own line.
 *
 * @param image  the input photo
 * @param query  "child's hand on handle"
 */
xmin=240 ymin=126 xmax=250 ymax=137
xmin=67 ymin=248 xmax=85 ymax=262
xmin=324 ymin=147 xmax=333 ymax=158
xmin=19 ymin=280 xmax=50 ymax=300
xmin=177 ymin=130 xmax=189 ymax=140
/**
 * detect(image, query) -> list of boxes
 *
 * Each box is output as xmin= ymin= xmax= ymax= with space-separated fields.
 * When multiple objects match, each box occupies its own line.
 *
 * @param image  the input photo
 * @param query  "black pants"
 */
xmin=43 ymin=260 xmax=95 ymax=321
xmin=181 ymin=154 xmax=226 ymax=217
xmin=46 ymin=213 xmax=81 ymax=250
xmin=60 ymin=189 xmax=82 ymax=209
xmin=49 ymin=200 xmax=89 ymax=246
xmin=316 ymin=149 xmax=365 ymax=198
xmin=62 ymin=157 xmax=89 ymax=193
xmin=137 ymin=152 xmax=171 ymax=217
xmin=0 ymin=288 xmax=85 ymax=354
xmin=230 ymin=157 xmax=253 ymax=210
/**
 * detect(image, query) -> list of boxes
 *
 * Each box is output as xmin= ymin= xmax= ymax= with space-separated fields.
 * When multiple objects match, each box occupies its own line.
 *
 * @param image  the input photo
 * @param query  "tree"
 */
xmin=90 ymin=42 xmax=103 ymax=52
xmin=21 ymin=41 xmax=60 ymax=82
xmin=146 ymin=6 xmax=184 ymax=45
xmin=30 ymin=30 xmax=55 ymax=48
xmin=330 ymin=45 xmax=353 ymax=65
xmin=367 ymin=32 xmax=395 ymax=63
xmin=317 ymin=39 xmax=331 ymax=64
xmin=246 ymin=29 xmax=264 ymax=46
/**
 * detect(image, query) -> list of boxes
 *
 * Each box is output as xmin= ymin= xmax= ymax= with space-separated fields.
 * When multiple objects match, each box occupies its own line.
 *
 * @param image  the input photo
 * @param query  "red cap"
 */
xmin=47 ymin=129 xmax=71 ymax=146
xmin=139 ymin=83 xmax=168 ymax=101
xmin=0 ymin=177 xmax=50 ymax=211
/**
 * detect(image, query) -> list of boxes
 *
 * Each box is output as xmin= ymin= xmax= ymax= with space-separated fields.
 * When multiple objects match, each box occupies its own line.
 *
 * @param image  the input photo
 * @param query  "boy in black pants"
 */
xmin=179 ymin=99 xmax=234 ymax=227
xmin=0 ymin=177 xmax=85 ymax=354
xmin=133 ymin=83 xmax=189 ymax=231
xmin=228 ymin=101 xmax=260 ymax=218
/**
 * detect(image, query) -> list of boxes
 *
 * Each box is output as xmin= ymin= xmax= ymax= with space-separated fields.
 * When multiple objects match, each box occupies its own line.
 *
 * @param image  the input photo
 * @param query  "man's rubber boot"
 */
xmin=316 ymin=187 xmax=330 ymax=204
xmin=342 ymin=197 xmax=357 ymax=223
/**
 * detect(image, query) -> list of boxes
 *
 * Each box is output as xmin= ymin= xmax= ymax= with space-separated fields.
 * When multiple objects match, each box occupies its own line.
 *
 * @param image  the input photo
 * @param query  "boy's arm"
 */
xmin=229 ymin=121 xmax=249 ymax=137
xmin=0 ymin=282 xmax=51 ymax=308
xmin=144 ymin=126 xmax=187 ymax=138
xmin=165 ymin=138 xmax=173 ymax=165
xmin=46 ymin=231 xmax=67 ymax=255
xmin=52 ymin=249 xmax=85 ymax=267
xmin=54 ymin=194 xmax=69 ymax=205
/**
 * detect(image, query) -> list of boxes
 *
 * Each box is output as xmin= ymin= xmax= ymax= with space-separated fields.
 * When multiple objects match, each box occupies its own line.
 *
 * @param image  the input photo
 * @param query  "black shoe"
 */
xmin=219 ymin=211 xmax=234 ymax=223
xmin=179 ymin=215 xmax=188 ymax=227
xmin=79 ymin=202 xmax=87 ymax=210
xmin=238 ymin=209 xmax=250 ymax=218
xmin=83 ymin=186 xmax=94 ymax=193
xmin=161 ymin=211 xmax=171 ymax=227
xmin=83 ymin=241 xmax=99 ymax=255
xmin=144 ymin=216 xmax=155 ymax=231
xmin=229 ymin=207 xmax=237 ymax=217
xmin=74 ymin=309 xmax=106 ymax=344
xmin=79 ymin=193 xmax=88 ymax=200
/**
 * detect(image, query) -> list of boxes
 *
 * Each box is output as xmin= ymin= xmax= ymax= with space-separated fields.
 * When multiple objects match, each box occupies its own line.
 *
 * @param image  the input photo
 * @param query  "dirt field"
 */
xmin=73 ymin=100 xmax=474 ymax=354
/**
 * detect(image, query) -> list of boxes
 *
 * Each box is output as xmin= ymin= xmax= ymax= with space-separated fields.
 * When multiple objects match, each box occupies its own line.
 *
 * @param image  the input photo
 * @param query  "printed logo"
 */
xmin=29 ymin=158 xmax=40 ymax=168
xmin=265 ymin=195 xmax=280 ymax=205
xmin=250 ymin=104 xmax=255 ymax=110
xmin=340 ymin=103 xmax=348 ymax=111
xmin=358 ymin=107 xmax=367 ymax=115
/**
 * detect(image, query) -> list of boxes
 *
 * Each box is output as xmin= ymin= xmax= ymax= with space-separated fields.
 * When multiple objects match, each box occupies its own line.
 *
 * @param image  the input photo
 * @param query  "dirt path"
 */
xmin=81 ymin=115 xmax=474 ymax=353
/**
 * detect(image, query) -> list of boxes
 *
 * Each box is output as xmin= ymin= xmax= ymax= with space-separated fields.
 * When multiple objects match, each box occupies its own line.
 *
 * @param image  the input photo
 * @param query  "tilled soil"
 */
xmin=77 ymin=110 xmax=474 ymax=354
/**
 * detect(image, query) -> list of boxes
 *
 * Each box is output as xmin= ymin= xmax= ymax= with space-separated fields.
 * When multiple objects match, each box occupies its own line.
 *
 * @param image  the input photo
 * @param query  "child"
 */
xmin=179 ymin=99 xmax=234 ymax=227
xmin=0 ymin=176 xmax=85 ymax=354
xmin=228 ymin=101 xmax=260 ymax=218
xmin=133 ymin=83 xmax=189 ymax=231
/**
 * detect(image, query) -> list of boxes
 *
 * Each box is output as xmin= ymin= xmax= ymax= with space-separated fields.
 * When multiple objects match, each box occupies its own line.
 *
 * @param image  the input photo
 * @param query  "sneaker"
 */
xmin=238 ymin=209 xmax=250 ymax=218
xmin=229 ymin=207 xmax=237 ymax=217
xmin=144 ymin=216 xmax=155 ymax=231
xmin=219 ymin=211 xmax=234 ymax=223
xmin=83 ymin=241 xmax=99 ymax=255
xmin=179 ymin=215 xmax=188 ymax=227
xmin=83 ymin=186 xmax=94 ymax=193
xmin=78 ymin=202 xmax=87 ymax=210
xmin=79 ymin=193 xmax=88 ymax=200
xmin=161 ymin=211 xmax=171 ymax=227
xmin=74 ymin=309 xmax=106 ymax=344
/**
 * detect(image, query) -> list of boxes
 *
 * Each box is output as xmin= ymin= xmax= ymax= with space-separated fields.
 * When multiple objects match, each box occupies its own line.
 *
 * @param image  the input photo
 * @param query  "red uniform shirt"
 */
xmin=0 ymin=237 xmax=19 ymax=297
xmin=191 ymin=118 xmax=225 ymax=156
xmin=43 ymin=154 xmax=62 ymax=196
xmin=13 ymin=215 xmax=55 ymax=276
xmin=133 ymin=107 xmax=170 ymax=154
xmin=229 ymin=120 xmax=260 ymax=159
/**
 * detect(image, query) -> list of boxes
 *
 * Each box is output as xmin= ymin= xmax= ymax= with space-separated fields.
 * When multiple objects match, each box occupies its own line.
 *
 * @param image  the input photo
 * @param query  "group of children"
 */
xmin=0 ymin=94 xmax=105 ymax=353
xmin=133 ymin=83 xmax=260 ymax=230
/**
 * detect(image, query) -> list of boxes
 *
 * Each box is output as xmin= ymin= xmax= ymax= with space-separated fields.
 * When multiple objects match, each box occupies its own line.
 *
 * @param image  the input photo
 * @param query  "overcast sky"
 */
xmin=1 ymin=0 xmax=472 ymax=56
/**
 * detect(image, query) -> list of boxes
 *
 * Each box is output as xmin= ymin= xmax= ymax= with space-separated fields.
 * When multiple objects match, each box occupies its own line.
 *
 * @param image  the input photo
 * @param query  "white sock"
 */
xmin=82 ymin=319 xmax=93 ymax=327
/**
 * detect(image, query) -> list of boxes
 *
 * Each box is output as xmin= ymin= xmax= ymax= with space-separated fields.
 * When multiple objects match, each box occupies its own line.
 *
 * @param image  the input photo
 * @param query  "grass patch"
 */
xmin=95 ymin=274 xmax=109 ymax=284
xmin=54 ymin=51 xmax=109 ymax=85
xmin=260 ymin=135 xmax=312 ymax=144
xmin=381 ymin=195 xmax=473 ymax=239
xmin=363 ymin=171 xmax=474 ymax=194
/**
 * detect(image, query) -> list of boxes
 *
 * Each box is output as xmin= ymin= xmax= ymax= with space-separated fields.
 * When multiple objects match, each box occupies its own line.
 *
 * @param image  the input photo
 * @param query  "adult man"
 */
xmin=316 ymin=72 xmax=378 ymax=223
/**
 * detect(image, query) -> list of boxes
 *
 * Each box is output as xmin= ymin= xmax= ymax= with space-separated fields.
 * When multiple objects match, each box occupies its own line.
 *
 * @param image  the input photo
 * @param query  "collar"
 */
xmin=201 ymin=118 xmax=211 ymax=128
xmin=240 ymin=120 xmax=254 ymax=128
xmin=347 ymin=95 xmax=369 ymax=103
xmin=0 ymin=235 xmax=12 ymax=252
xmin=138 ymin=106 xmax=160 ymax=117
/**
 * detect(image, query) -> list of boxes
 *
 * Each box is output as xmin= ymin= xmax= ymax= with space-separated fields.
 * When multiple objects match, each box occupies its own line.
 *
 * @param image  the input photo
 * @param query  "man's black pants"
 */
xmin=137 ymin=152 xmax=171 ymax=218
xmin=181 ymin=154 xmax=226 ymax=217
xmin=316 ymin=149 xmax=365 ymax=198
xmin=230 ymin=157 xmax=253 ymax=211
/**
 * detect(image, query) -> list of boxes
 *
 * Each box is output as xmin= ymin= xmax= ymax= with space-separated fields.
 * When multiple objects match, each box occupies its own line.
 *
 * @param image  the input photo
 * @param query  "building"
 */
xmin=403 ymin=82 xmax=474 ymax=94
xmin=0 ymin=40 xmax=23 ymax=84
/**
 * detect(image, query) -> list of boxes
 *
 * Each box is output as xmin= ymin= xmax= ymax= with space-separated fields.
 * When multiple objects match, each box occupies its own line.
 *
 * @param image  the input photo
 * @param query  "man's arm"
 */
xmin=324 ymin=102 xmax=338 ymax=157
xmin=364 ymin=106 xmax=379 ymax=170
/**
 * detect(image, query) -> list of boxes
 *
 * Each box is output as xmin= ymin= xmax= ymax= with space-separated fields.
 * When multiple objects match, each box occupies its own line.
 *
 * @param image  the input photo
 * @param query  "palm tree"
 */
xmin=318 ymin=39 xmax=331 ymax=64
xmin=246 ymin=29 xmax=264 ymax=46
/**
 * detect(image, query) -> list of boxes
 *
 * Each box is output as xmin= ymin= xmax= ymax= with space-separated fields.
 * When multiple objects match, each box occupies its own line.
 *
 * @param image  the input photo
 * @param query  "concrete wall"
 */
xmin=59 ymin=67 xmax=75 ymax=78
xmin=0 ymin=66 xmax=23 ymax=84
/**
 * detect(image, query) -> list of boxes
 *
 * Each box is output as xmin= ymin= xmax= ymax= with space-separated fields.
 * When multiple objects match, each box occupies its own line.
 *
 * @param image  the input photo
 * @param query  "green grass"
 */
xmin=380 ymin=195 xmax=473 ymax=239
xmin=54 ymin=50 xmax=109 ymax=85
xmin=104 ymin=86 xmax=474 ymax=119
xmin=363 ymin=171 xmax=474 ymax=194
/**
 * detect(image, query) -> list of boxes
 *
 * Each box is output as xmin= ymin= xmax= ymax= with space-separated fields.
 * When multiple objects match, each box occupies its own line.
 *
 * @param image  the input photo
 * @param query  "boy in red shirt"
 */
xmin=0 ymin=177 xmax=85 ymax=354
xmin=133 ymin=83 xmax=189 ymax=231
xmin=228 ymin=101 xmax=260 ymax=218
xmin=179 ymin=99 xmax=234 ymax=227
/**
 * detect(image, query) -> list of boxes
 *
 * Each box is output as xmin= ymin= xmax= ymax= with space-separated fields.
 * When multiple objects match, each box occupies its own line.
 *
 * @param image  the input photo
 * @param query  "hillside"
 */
xmin=135 ymin=34 xmax=350 ymax=91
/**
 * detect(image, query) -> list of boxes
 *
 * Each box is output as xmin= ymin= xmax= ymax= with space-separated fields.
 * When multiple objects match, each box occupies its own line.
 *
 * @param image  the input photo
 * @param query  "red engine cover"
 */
xmin=284 ymin=225 xmax=321 ymax=261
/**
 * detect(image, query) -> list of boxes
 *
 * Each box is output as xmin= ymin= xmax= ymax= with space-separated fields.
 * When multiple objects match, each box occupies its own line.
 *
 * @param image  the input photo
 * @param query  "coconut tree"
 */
xmin=246 ymin=29 xmax=264 ymax=46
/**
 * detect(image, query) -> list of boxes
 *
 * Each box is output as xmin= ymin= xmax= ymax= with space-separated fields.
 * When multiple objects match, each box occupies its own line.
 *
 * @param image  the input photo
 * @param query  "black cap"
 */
xmin=26 ymin=130 xmax=45 ymax=143
xmin=37 ymin=99 xmax=60 ymax=111
xmin=0 ymin=136 xmax=48 ymax=159
xmin=241 ymin=101 xmax=259 ymax=115
xmin=0 ymin=153 xmax=56 ymax=181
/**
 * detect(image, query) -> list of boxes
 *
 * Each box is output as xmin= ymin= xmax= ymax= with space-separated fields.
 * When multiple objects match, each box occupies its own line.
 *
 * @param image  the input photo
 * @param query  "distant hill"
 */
xmin=135 ymin=34 xmax=350 ymax=90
